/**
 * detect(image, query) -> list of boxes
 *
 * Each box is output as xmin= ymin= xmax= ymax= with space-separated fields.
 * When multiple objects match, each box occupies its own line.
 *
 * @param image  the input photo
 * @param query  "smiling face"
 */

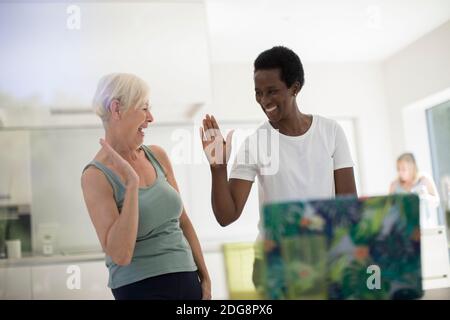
xmin=254 ymin=68 xmax=299 ymax=123
xmin=397 ymin=160 xmax=416 ymax=183
xmin=119 ymin=100 xmax=153 ymax=147
xmin=107 ymin=96 xmax=153 ymax=150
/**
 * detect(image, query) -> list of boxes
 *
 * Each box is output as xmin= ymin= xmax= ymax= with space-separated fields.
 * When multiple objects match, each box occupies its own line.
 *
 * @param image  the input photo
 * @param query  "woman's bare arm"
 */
xmin=81 ymin=139 xmax=140 ymax=266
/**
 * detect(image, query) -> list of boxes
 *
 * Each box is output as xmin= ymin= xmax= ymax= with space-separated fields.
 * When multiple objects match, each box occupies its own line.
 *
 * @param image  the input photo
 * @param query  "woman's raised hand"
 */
xmin=199 ymin=115 xmax=234 ymax=167
xmin=99 ymin=138 xmax=139 ymax=187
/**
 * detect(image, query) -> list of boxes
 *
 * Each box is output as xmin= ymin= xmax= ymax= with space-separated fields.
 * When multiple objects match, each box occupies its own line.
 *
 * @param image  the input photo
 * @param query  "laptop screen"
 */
xmin=261 ymin=194 xmax=422 ymax=300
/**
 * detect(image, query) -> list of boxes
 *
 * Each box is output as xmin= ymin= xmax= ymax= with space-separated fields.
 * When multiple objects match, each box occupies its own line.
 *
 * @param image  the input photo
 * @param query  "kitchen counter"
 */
xmin=0 ymin=240 xmax=232 ymax=268
xmin=0 ymin=251 xmax=106 ymax=268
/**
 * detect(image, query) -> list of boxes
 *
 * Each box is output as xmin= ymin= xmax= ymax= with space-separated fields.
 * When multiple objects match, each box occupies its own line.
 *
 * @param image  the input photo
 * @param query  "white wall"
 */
xmin=29 ymin=128 xmax=104 ymax=253
xmin=383 ymin=21 xmax=450 ymax=161
xmin=209 ymin=61 xmax=394 ymax=196
xmin=0 ymin=2 xmax=212 ymax=122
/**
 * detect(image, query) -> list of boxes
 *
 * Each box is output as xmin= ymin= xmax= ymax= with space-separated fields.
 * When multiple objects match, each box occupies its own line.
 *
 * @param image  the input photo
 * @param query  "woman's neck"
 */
xmin=272 ymin=106 xmax=312 ymax=136
xmin=104 ymin=131 xmax=140 ymax=162
xmin=399 ymin=177 xmax=419 ymax=188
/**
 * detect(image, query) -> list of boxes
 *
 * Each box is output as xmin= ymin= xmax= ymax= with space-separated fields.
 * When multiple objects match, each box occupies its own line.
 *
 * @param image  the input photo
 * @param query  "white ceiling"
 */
xmin=205 ymin=0 xmax=450 ymax=62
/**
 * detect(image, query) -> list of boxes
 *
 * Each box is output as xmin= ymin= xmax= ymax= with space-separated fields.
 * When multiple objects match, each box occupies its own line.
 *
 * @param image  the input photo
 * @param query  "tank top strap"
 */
xmin=140 ymin=145 xmax=167 ymax=180
xmin=82 ymin=161 xmax=124 ymax=201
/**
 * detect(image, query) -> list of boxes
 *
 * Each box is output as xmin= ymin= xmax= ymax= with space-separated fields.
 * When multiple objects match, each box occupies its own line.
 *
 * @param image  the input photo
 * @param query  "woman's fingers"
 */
xmin=202 ymin=114 xmax=226 ymax=141
xmin=205 ymin=115 xmax=214 ymax=139
xmin=99 ymin=138 xmax=139 ymax=185
xmin=200 ymin=115 xmax=234 ymax=166
xmin=100 ymin=138 xmax=119 ymax=159
xmin=99 ymin=138 xmax=128 ymax=169
xmin=99 ymin=138 xmax=114 ymax=155
xmin=199 ymin=127 xmax=208 ymax=148
xmin=208 ymin=114 xmax=223 ymax=140
xmin=210 ymin=115 xmax=221 ymax=139
xmin=203 ymin=119 xmax=212 ymax=141
xmin=211 ymin=115 xmax=219 ymax=130
xmin=204 ymin=114 xmax=210 ymax=129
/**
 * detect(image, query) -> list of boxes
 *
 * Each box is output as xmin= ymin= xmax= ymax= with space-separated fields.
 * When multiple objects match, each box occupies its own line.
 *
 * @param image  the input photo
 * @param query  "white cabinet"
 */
xmin=0 ymin=130 xmax=31 ymax=205
xmin=1 ymin=260 xmax=112 ymax=300
xmin=0 ymin=266 xmax=32 ymax=299
xmin=31 ymin=261 xmax=113 ymax=300
xmin=421 ymin=226 xmax=450 ymax=290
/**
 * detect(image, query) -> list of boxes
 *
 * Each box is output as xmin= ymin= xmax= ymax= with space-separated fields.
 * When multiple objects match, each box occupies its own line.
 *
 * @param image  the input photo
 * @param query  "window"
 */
xmin=426 ymin=100 xmax=450 ymax=225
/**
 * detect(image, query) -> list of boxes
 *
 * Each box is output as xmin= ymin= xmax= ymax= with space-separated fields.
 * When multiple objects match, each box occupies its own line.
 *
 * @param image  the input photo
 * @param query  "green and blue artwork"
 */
xmin=262 ymin=194 xmax=422 ymax=300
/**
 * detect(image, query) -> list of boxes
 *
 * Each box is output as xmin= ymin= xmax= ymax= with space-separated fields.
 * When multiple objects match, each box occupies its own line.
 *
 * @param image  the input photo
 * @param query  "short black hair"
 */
xmin=254 ymin=46 xmax=305 ymax=89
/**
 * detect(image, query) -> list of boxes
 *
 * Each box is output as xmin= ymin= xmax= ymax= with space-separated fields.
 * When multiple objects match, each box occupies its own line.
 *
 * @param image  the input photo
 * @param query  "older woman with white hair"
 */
xmin=81 ymin=73 xmax=211 ymax=300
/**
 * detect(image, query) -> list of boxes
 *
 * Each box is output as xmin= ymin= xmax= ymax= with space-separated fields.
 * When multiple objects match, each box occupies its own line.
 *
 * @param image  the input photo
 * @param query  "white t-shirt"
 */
xmin=230 ymin=115 xmax=354 ymax=236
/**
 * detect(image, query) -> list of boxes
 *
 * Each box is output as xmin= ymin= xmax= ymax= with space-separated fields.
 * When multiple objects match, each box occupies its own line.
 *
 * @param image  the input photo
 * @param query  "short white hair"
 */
xmin=93 ymin=73 xmax=150 ymax=124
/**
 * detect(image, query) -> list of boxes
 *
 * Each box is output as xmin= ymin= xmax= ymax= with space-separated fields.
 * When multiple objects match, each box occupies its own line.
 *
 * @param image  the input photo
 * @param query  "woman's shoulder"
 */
xmin=145 ymin=144 xmax=168 ymax=160
xmin=82 ymin=148 xmax=113 ymax=181
xmin=417 ymin=174 xmax=433 ymax=185
xmin=81 ymin=158 xmax=113 ymax=193
xmin=83 ymin=150 xmax=108 ymax=172
xmin=313 ymin=114 xmax=334 ymax=126
xmin=83 ymin=148 xmax=103 ymax=170
xmin=144 ymin=144 xmax=171 ymax=172
xmin=91 ymin=149 xmax=107 ymax=164
xmin=312 ymin=115 xmax=340 ymax=135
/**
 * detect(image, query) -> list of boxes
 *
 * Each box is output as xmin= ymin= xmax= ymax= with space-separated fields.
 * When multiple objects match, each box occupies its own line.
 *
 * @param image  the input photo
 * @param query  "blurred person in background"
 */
xmin=389 ymin=152 xmax=440 ymax=228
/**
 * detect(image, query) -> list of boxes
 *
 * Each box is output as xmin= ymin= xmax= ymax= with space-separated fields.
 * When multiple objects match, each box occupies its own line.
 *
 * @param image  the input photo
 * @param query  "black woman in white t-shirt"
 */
xmin=199 ymin=46 xmax=358 ymax=289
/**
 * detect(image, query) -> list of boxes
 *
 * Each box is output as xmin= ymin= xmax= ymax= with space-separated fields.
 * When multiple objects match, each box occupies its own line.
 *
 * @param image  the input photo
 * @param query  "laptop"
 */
xmin=261 ymin=194 xmax=423 ymax=300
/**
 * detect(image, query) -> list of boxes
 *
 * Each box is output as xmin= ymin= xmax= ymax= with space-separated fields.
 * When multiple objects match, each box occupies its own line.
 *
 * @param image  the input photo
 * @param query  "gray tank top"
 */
xmin=83 ymin=145 xmax=197 ymax=289
xmin=393 ymin=177 xmax=427 ymax=194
